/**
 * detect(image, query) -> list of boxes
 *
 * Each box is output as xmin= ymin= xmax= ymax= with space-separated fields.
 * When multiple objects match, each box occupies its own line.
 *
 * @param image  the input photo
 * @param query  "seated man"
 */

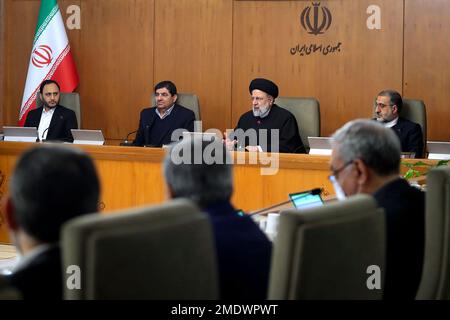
xmin=374 ymin=89 xmax=424 ymax=158
xmin=133 ymin=80 xmax=195 ymax=147
xmin=24 ymin=80 xmax=78 ymax=142
xmin=4 ymin=145 xmax=100 ymax=299
xmin=229 ymin=78 xmax=305 ymax=153
xmin=330 ymin=119 xmax=424 ymax=299
xmin=163 ymin=138 xmax=272 ymax=299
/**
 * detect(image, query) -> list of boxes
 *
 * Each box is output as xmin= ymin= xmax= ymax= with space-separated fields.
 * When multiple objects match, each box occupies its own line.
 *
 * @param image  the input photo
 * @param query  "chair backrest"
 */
xmin=268 ymin=194 xmax=385 ymax=300
xmin=275 ymin=97 xmax=320 ymax=150
xmin=61 ymin=199 xmax=218 ymax=300
xmin=402 ymin=99 xmax=427 ymax=154
xmin=416 ymin=165 xmax=450 ymax=299
xmin=151 ymin=93 xmax=201 ymax=121
xmin=373 ymin=98 xmax=427 ymax=155
xmin=36 ymin=92 xmax=81 ymax=128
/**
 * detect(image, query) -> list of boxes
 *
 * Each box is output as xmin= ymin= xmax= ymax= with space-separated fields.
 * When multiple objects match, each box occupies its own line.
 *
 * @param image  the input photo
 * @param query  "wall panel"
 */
xmin=404 ymin=0 xmax=450 ymax=141
xmin=232 ymin=0 xmax=403 ymax=136
xmin=1 ymin=0 xmax=450 ymax=142
xmin=154 ymin=0 xmax=233 ymax=132
xmin=79 ymin=0 xmax=154 ymax=140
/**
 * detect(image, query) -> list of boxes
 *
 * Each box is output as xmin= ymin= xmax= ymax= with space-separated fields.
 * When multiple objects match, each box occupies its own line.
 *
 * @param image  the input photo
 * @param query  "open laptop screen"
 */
xmin=289 ymin=188 xmax=324 ymax=210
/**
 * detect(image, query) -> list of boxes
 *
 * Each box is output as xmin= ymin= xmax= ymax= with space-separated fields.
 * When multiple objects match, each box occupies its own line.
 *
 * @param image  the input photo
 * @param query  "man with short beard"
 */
xmin=230 ymin=78 xmax=305 ymax=153
xmin=24 ymin=79 xmax=78 ymax=142
xmin=374 ymin=89 xmax=424 ymax=158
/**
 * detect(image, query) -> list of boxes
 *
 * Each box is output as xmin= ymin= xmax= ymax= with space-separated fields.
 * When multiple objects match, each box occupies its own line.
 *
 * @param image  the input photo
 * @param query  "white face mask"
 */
xmin=329 ymin=175 xmax=347 ymax=201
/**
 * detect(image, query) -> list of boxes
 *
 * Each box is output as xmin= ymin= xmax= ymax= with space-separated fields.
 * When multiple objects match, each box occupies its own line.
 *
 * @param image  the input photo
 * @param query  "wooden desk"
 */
xmin=0 ymin=141 xmax=438 ymax=243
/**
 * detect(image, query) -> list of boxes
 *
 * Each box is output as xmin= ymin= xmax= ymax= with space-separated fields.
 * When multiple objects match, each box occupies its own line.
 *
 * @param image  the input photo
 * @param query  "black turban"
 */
xmin=249 ymin=78 xmax=279 ymax=99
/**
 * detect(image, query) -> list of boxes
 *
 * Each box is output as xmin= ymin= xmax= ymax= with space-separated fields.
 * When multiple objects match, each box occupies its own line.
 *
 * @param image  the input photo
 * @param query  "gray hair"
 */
xmin=331 ymin=119 xmax=401 ymax=176
xmin=163 ymin=138 xmax=233 ymax=207
xmin=10 ymin=145 xmax=100 ymax=243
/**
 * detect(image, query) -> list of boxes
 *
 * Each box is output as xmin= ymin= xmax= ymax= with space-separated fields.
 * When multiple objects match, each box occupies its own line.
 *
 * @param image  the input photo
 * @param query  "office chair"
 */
xmin=275 ymin=97 xmax=321 ymax=150
xmin=416 ymin=165 xmax=450 ymax=299
xmin=402 ymin=99 xmax=427 ymax=156
xmin=151 ymin=93 xmax=201 ymax=121
xmin=373 ymin=98 xmax=427 ymax=157
xmin=61 ymin=199 xmax=219 ymax=299
xmin=268 ymin=194 xmax=385 ymax=299
xmin=36 ymin=92 xmax=81 ymax=128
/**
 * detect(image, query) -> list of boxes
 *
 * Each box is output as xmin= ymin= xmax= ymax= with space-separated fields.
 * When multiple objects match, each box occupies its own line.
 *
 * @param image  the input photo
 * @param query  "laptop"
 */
xmin=427 ymin=141 xmax=450 ymax=160
xmin=3 ymin=126 xmax=38 ymax=142
xmin=308 ymin=137 xmax=332 ymax=155
xmin=71 ymin=129 xmax=105 ymax=145
xmin=289 ymin=188 xmax=324 ymax=210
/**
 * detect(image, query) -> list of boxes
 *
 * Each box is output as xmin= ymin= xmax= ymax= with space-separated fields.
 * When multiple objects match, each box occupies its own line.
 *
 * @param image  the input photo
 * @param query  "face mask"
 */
xmin=329 ymin=175 xmax=347 ymax=201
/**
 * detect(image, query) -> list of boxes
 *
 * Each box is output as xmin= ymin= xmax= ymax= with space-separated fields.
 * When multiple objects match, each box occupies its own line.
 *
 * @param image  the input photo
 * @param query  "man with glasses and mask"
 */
xmin=374 ymin=89 xmax=424 ymax=158
xmin=329 ymin=119 xmax=424 ymax=299
xmin=227 ymin=78 xmax=305 ymax=153
xmin=133 ymin=80 xmax=195 ymax=147
xmin=24 ymin=80 xmax=78 ymax=142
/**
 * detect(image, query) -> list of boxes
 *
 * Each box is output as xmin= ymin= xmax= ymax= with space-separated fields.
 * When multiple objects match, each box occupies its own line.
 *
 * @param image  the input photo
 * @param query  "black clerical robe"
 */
xmin=233 ymin=104 xmax=305 ymax=153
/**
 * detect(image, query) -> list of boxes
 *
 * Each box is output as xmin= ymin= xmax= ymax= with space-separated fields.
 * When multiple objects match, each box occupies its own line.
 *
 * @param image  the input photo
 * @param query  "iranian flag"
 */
xmin=18 ymin=0 xmax=78 ymax=126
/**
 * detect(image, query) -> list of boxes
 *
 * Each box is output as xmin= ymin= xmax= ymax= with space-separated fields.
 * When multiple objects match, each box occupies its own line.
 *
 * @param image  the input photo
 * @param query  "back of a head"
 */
xmin=9 ymin=145 xmax=100 ymax=243
xmin=331 ymin=119 xmax=401 ymax=176
xmin=163 ymin=138 xmax=233 ymax=208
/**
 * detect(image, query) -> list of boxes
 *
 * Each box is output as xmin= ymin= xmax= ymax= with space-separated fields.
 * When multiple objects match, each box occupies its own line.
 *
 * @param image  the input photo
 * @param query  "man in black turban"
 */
xmin=227 ymin=78 xmax=305 ymax=153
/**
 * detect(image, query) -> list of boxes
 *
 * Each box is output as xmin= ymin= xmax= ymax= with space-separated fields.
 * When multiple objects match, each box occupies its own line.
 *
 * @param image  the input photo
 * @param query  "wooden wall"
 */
xmin=1 ymin=0 xmax=450 ymax=141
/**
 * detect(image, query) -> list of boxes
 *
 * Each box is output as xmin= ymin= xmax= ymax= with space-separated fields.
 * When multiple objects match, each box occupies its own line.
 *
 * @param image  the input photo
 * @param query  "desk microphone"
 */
xmin=248 ymin=188 xmax=322 ymax=216
xmin=120 ymin=130 xmax=138 ymax=146
xmin=41 ymin=115 xmax=64 ymax=142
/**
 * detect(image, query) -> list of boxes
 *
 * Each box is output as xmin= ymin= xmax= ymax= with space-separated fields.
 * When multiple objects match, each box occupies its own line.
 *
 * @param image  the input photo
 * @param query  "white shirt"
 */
xmin=382 ymin=117 xmax=399 ymax=128
xmin=155 ymin=104 xmax=175 ymax=119
xmin=38 ymin=107 xmax=56 ymax=140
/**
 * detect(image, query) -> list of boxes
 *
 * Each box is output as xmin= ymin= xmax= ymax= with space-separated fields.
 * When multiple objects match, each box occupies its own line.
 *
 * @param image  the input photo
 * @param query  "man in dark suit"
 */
xmin=3 ymin=145 xmax=100 ymax=299
xmin=24 ymin=80 xmax=78 ymax=142
xmin=375 ymin=89 xmax=424 ymax=158
xmin=163 ymin=138 xmax=272 ymax=299
xmin=133 ymin=80 xmax=195 ymax=147
xmin=329 ymin=119 xmax=424 ymax=299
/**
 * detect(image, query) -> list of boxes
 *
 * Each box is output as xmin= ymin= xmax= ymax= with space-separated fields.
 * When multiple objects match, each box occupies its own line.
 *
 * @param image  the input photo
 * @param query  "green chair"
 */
xmin=61 ymin=199 xmax=218 ymax=300
xmin=268 ymin=194 xmax=385 ymax=299
xmin=416 ymin=166 xmax=450 ymax=299
xmin=276 ymin=97 xmax=320 ymax=151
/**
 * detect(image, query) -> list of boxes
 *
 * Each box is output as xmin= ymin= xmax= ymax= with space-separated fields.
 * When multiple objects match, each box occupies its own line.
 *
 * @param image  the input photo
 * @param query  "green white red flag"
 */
xmin=19 ymin=0 xmax=78 ymax=126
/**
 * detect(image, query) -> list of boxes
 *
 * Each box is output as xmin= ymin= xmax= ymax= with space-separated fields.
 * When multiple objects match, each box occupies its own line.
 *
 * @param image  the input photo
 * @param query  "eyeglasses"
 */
xmin=329 ymin=160 xmax=354 ymax=180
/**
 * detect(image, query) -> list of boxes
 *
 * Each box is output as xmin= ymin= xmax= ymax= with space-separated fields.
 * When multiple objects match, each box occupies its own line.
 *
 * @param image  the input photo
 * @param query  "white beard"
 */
xmin=252 ymin=104 xmax=271 ymax=118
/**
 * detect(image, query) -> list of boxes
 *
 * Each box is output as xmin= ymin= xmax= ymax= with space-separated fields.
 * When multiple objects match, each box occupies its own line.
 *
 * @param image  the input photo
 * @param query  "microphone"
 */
xmin=143 ymin=114 xmax=156 ymax=147
xmin=248 ymin=188 xmax=322 ymax=216
xmin=120 ymin=130 xmax=138 ymax=146
xmin=41 ymin=115 xmax=64 ymax=141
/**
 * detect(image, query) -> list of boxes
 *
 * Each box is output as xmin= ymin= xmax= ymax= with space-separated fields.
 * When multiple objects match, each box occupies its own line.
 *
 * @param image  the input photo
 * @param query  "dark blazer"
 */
xmin=203 ymin=201 xmax=272 ymax=300
xmin=391 ymin=117 xmax=424 ymax=158
xmin=24 ymin=105 xmax=78 ymax=142
xmin=6 ymin=246 xmax=63 ymax=300
xmin=373 ymin=178 xmax=425 ymax=299
xmin=133 ymin=104 xmax=195 ymax=147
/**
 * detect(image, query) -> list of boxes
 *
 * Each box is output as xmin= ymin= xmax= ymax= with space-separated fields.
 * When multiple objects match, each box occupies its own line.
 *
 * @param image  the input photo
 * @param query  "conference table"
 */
xmin=0 ymin=141 xmax=436 ymax=243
